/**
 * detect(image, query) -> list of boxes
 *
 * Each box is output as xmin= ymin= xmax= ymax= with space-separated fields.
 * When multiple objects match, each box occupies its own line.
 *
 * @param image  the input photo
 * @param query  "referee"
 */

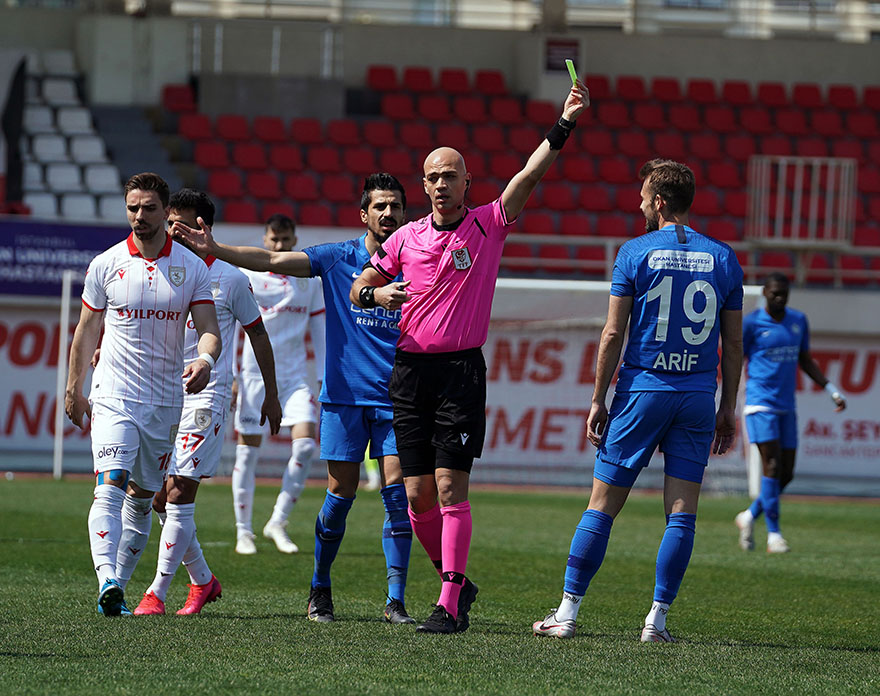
xmin=351 ymin=81 xmax=589 ymax=634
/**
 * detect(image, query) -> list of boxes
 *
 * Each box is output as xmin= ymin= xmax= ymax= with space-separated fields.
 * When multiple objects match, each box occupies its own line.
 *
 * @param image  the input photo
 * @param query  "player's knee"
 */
xmin=95 ymin=469 xmax=129 ymax=490
xmin=293 ymin=437 xmax=317 ymax=464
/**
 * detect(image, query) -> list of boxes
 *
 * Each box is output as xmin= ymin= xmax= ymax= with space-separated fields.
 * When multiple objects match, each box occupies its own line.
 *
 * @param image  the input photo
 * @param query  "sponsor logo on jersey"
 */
xmin=451 ymin=247 xmax=472 ymax=270
xmin=96 ymin=530 xmax=109 ymax=539
xmin=648 ymin=249 xmax=715 ymax=273
xmin=169 ymin=266 xmax=186 ymax=286
xmin=117 ymin=269 xmax=126 ymax=280
xmin=116 ymin=308 xmax=183 ymax=321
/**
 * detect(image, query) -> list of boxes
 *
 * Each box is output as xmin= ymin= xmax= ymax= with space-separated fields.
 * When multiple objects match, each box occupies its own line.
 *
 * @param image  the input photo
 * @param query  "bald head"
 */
xmin=423 ymin=147 xmax=467 ymax=175
xmin=422 ymin=146 xmax=472 ymax=221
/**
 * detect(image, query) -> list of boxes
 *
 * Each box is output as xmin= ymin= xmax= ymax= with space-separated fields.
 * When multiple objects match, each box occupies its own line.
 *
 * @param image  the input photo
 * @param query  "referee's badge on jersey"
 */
xmin=169 ymin=266 xmax=186 ymax=286
xmin=195 ymin=409 xmax=212 ymax=430
xmin=451 ymin=247 xmax=472 ymax=270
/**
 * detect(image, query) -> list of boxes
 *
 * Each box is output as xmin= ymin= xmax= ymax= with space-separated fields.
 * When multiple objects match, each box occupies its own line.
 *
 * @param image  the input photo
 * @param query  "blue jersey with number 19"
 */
xmin=611 ymin=224 xmax=744 ymax=394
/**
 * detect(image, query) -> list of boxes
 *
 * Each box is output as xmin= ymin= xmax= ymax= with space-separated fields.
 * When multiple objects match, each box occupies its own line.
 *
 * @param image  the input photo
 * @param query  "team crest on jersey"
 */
xmin=169 ymin=266 xmax=186 ymax=286
xmin=211 ymin=281 xmax=221 ymax=298
xmin=195 ymin=409 xmax=212 ymax=430
xmin=451 ymin=247 xmax=472 ymax=270
xmin=297 ymin=278 xmax=309 ymax=291
xmin=791 ymin=324 xmax=801 ymax=334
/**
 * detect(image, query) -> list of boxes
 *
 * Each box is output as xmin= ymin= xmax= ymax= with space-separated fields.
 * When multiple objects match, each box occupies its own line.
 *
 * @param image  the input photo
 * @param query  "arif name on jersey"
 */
xmin=116 ymin=308 xmax=184 ymax=321
xmin=651 ymin=350 xmax=701 ymax=372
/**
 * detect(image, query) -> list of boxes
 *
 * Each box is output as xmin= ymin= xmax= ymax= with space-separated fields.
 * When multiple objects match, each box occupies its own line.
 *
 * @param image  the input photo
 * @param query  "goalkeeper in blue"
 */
xmin=172 ymin=173 xmax=415 ymax=624
xmin=735 ymin=272 xmax=846 ymax=554
xmin=533 ymin=159 xmax=744 ymax=643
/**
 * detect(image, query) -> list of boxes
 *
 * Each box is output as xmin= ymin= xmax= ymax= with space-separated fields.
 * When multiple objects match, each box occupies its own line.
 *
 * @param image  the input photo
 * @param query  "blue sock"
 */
xmin=654 ymin=512 xmax=697 ymax=604
xmin=760 ymin=476 xmax=781 ymax=533
xmin=380 ymin=484 xmax=412 ymax=604
xmin=748 ymin=497 xmax=763 ymax=519
xmin=312 ymin=490 xmax=354 ymax=588
xmin=563 ymin=509 xmax=613 ymax=596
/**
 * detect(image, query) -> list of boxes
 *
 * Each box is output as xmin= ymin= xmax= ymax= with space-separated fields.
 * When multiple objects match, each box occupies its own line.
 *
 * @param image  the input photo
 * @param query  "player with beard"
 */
xmin=532 ymin=159 xmax=744 ymax=642
xmin=65 ymin=173 xmax=221 ymax=617
xmin=172 ymin=173 xmax=417 ymax=623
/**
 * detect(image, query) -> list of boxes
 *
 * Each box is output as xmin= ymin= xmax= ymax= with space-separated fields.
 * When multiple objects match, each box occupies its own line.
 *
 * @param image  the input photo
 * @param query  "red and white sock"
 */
xmin=269 ymin=438 xmax=316 ymax=525
xmin=183 ymin=533 xmax=213 ymax=586
xmin=88 ymin=484 xmax=125 ymax=589
xmin=115 ymin=494 xmax=153 ymax=590
xmin=148 ymin=502 xmax=196 ymax=601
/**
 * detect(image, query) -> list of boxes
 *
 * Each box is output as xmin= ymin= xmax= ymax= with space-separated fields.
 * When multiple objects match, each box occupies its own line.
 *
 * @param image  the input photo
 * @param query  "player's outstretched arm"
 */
xmin=170 ymin=218 xmax=312 ymax=277
xmin=501 ymin=80 xmax=589 ymax=222
xmin=185 ymin=302 xmax=222 ymax=394
xmin=714 ymin=309 xmax=743 ymax=455
xmin=244 ymin=321 xmax=282 ymax=435
xmin=586 ymin=295 xmax=632 ymax=447
xmin=64 ymin=304 xmax=104 ymax=429
xmin=799 ymin=351 xmax=846 ymax=411
xmin=351 ymin=267 xmax=411 ymax=310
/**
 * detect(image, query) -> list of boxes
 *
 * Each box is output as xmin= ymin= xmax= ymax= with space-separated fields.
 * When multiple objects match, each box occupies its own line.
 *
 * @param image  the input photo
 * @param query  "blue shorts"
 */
xmin=319 ymin=403 xmax=397 ymax=462
xmin=594 ymin=391 xmax=715 ymax=487
xmin=745 ymin=410 xmax=798 ymax=450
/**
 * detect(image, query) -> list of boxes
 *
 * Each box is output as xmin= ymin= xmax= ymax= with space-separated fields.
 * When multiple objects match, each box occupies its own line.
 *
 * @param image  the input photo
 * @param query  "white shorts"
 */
xmin=170 ymin=407 xmax=227 ymax=480
xmin=90 ymin=398 xmax=181 ymax=493
xmin=235 ymin=373 xmax=316 ymax=435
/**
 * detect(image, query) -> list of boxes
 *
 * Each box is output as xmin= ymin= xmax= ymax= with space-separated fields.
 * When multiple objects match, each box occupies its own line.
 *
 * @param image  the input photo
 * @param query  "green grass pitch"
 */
xmin=1 ymin=476 xmax=877 ymax=695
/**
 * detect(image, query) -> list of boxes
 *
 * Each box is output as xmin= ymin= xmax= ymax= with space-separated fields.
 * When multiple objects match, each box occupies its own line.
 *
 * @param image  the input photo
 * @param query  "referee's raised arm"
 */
xmin=501 ymin=80 xmax=589 ymax=221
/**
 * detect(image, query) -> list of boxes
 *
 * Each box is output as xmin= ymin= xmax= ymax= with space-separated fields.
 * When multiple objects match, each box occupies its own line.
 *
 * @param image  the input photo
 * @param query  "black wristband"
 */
xmin=359 ymin=285 xmax=377 ymax=308
xmin=545 ymin=117 xmax=576 ymax=150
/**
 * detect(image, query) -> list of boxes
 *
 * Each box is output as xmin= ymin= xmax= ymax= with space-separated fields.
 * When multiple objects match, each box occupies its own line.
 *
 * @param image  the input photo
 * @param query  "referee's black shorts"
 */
xmin=389 ymin=347 xmax=487 ymax=477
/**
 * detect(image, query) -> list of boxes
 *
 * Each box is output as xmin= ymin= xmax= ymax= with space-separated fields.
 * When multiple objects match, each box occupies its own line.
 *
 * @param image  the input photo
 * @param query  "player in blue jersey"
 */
xmin=172 ymin=173 xmax=416 ymax=624
xmin=532 ymin=159 xmax=744 ymax=643
xmin=735 ymin=272 xmax=846 ymax=553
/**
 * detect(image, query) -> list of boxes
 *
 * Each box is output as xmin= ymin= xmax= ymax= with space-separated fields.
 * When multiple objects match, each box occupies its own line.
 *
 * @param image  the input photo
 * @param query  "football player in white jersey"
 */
xmin=232 ymin=214 xmax=326 ymax=554
xmin=65 ymin=173 xmax=221 ymax=617
xmin=124 ymin=190 xmax=283 ymax=615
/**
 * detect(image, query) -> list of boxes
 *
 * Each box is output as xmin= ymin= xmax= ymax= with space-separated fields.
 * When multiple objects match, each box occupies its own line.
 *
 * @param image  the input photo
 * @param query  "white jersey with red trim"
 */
xmin=183 ymin=257 xmax=262 ymax=411
xmin=82 ymin=233 xmax=214 ymax=408
xmin=240 ymin=270 xmax=324 ymax=382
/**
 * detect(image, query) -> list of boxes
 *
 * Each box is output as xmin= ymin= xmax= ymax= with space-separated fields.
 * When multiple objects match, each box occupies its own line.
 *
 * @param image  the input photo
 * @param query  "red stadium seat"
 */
xmin=538 ymin=244 xmax=576 ymax=274
xmin=436 ymin=123 xmax=471 ymax=151
xmin=178 ymin=113 xmax=212 ymax=140
xmin=689 ymin=133 xmax=723 ymax=161
xmin=792 ymin=83 xmax=824 ymax=110
xmin=579 ymin=185 xmax=613 ymax=212
xmin=723 ymin=190 xmax=748 ymax=217
xmin=322 ymin=174 xmax=355 ymax=204
xmin=474 ymin=69 xmax=507 ymax=96
xmin=306 ymin=145 xmax=342 ymax=174
xmin=269 ymin=144 xmax=303 ymax=173
xmin=467 ymin=180 xmax=500 ymax=206
xmin=363 ymin=121 xmax=397 ymax=149
xmin=775 ymin=109 xmax=809 ymax=137
xmin=461 ymin=150 xmax=488 ymax=177
xmin=596 ymin=214 xmax=630 ymax=237
xmin=831 ymin=139 xmax=865 ymax=163
xmin=757 ymin=82 xmax=788 ymax=108
xmin=343 ymin=146 xmax=378 ymax=175
xmin=261 ymin=201 xmax=295 ymax=221
xmin=575 ymin=245 xmax=606 ymax=276
xmin=616 ymin=75 xmax=648 ymax=101
xmin=489 ymin=97 xmax=524 ymax=126
xmin=326 ymin=119 xmax=360 ymax=147
xmin=521 ymin=212 xmax=556 ymax=235
xmin=193 ymin=141 xmax=229 ymax=169
xmin=862 ymin=86 xmax=880 ymax=110
xmin=253 ymin=116 xmax=286 ymax=144
xmin=222 ymin=200 xmax=259 ymax=223
xmin=489 ymin=153 xmax=521 ymax=180
xmin=597 ymin=102 xmax=631 ymax=129
xmin=417 ymin=95 xmax=452 ymax=122
xmin=584 ymin=74 xmax=611 ymax=100
xmin=704 ymin=105 xmax=737 ymax=134
xmin=667 ymin=104 xmax=701 ymax=132
xmin=542 ymin=182 xmax=578 ymax=212
xmin=858 ymin=167 xmax=880 ymax=194
xmin=580 ymin=129 xmax=615 ymax=157
xmin=381 ymin=94 xmax=416 ymax=120
xmin=705 ymin=219 xmax=741 ymax=242
xmin=506 ymin=125 xmax=541 ymax=155
xmin=284 ymin=173 xmax=319 ymax=202
xmin=721 ymin=80 xmax=753 ymax=106
xmin=686 ymin=79 xmax=718 ymax=105
xmin=853 ymin=225 xmax=880 ymax=246
xmin=400 ymin=122 xmax=434 ymax=150
xmin=613 ymin=186 xmax=637 ymax=212
xmin=758 ymin=251 xmax=794 ymax=273
xmin=650 ymin=77 xmax=682 ymax=103
xmin=452 ymin=96 xmax=487 ymax=124
xmin=795 ymin=137 xmax=829 ymax=158
xmin=598 ymin=157 xmax=633 ymax=185
xmin=215 ymin=114 xmax=249 ymax=141
xmin=707 ymin=161 xmax=743 ymax=189
xmin=806 ymin=254 xmax=834 ymax=285
xmin=379 ymin=148 xmax=415 ymax=175
xmin=690 ymin=189 xmax=723 ymax=217
xmin=290 ymin=118 xmax=323 ymax=145
xmin=335 ymin=206 xmax=365 ymax=228
xmin=162 ymin=84 xmax=196 ymax=113
xmin=653 ymin=132 xmax=687 ymax=161
xmin=632 ymin=103 xmax=666 ymax=131
xmin=811 ymin=110 xmax=844 ymax=138
xmin=471 ymin=125 xmax=506 ymax=153
xmin=740 ymin=107 xmax=774 ymax=136
xmin=232 ymin=143 xmax=267 ymax=171
xmin=846 ymin=112 xmax=879 ymax=139
xmin=366 ymin=65 xmax=398 ymax=91
xmin=298 ymin=203 xmax=333 ymax=226
xmin=560 ymin=155 xmax=597 ymax=183
xmin=724 ymin=134 xmax=756 ymax=162
xmin=501 ymin=243 xmax=534 ymax=272
xmin=525 ymin=100 xmax=557 ymax=124
xmin=438 ymin=68 xmax=470 ymax=95
xmin=207 ymin=170 xmax=243 ymax=198
xmin=559 ymin=212 xmax=592 ymax=236
xmin=246 ymin=172 xmax=281 ymax=200
xmin=617 ymin=131 xmax=652 ymax=159
xmin=402 ymin=66 xmax=435 ymax=93
xmin=828 ymin=85 xmax=858 ymax=110
xmin=840 ymin=255 xmax=871 ymax=286
xmin=761 ymin=135 xmax=792 ymax=157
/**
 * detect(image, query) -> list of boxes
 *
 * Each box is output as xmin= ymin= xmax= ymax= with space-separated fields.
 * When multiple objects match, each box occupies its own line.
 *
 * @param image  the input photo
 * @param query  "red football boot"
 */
xmin=177 ymin=575 xmax=222 ymax=615
xmin=133 ymin=591 xmax=166 ymax=616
